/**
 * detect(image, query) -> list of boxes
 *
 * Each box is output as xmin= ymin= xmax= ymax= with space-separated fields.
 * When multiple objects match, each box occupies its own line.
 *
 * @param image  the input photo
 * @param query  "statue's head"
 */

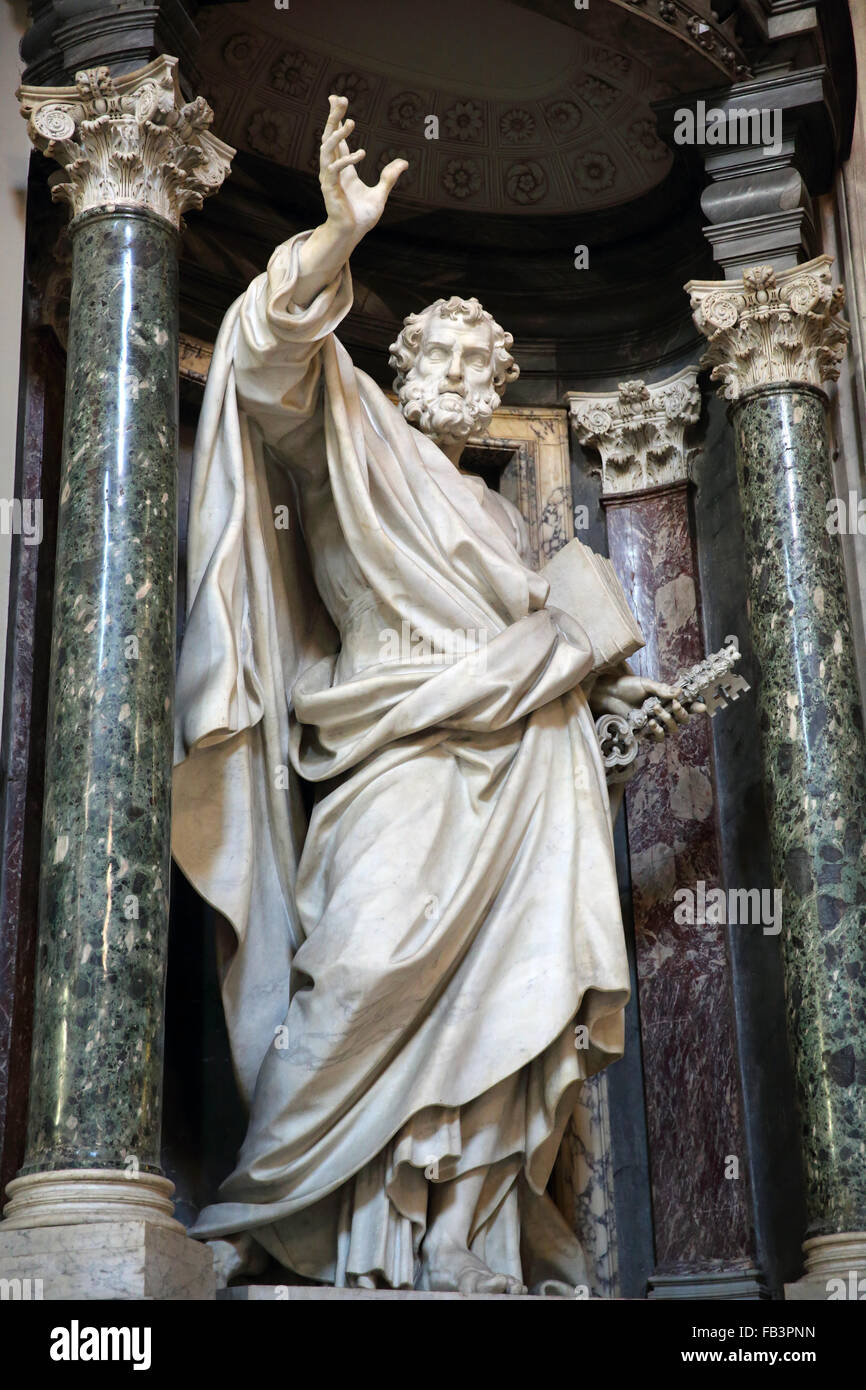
xmin=389 ymin=297 xmax=519 ymax=450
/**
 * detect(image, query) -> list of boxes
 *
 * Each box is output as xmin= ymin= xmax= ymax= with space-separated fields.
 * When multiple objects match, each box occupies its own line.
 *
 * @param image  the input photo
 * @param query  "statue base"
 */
xmin=219 ymin=1284 xmax=570 ymax=1301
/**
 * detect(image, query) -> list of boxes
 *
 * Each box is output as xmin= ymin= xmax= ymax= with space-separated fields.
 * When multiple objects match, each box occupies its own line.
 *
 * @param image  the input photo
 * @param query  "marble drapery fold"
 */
xmin=172 ymin=233 xmax=634 ymax=1288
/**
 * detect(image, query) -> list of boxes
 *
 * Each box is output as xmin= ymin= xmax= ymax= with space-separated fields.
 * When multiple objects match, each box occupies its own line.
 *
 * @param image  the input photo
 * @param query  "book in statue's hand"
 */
xmin=540 ymin=537 xmax=645 ymax=672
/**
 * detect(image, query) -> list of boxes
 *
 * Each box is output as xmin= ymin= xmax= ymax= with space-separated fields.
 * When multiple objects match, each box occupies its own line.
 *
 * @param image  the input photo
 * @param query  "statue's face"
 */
xmin=398 ymin=312 xmax=501 ymax=447
xmin=415 ymin=315 xmax=496 ymax=400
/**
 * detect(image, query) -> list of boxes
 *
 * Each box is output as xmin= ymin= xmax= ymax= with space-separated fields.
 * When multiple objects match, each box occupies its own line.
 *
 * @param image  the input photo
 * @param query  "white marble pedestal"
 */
xmin=0 ymin=1222 xmax=216 ymax=1300
xmin=784 ymin=1232 xmax=866 ymax=1301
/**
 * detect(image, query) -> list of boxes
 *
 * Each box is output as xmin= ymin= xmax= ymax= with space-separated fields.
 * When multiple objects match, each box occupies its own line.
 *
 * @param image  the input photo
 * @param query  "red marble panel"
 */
xmin=605 ymin=480 xmax=754 ymax=1270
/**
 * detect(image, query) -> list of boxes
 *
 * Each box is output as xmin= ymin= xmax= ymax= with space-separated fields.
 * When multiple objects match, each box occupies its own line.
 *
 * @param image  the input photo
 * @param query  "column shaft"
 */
xmin=688 ymin=258 xmax=866 ymax=1287
xmin=0 ymin=60 xmax=230 ymax=1276
xmin=731 ymin=384 xmax=866 ymax=1235
xmin=23 ymin=209 xmax=178 ymax=1176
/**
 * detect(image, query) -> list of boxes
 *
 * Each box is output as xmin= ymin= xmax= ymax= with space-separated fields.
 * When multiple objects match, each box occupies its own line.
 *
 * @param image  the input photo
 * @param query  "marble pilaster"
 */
xmin=569 ymin=370 xmax=764 ymax=1298
xmin=688 ymin=258 xmax=866 ymax=1293
xmin=0 ymin=57 xmax=231 ymax=1296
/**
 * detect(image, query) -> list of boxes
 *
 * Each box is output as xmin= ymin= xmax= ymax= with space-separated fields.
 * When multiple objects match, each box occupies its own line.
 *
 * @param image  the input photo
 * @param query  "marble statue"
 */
xmin=172 ymin=95 xmax=693 ymax=1295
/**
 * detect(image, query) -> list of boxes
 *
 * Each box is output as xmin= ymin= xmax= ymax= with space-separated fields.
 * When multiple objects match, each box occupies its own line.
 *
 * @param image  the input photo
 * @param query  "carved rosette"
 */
xmin=566 ymin=366 xmax=701 ymax=495
xmin=18 ymin=56 xmax=234 ymax=230
xmin=686 ymin=258 xmax=850 ymax=401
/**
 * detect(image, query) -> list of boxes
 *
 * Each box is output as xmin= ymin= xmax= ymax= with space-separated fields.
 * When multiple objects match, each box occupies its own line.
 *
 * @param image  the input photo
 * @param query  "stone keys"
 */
xmin=597 ymin=637 xmax=750 ymax=783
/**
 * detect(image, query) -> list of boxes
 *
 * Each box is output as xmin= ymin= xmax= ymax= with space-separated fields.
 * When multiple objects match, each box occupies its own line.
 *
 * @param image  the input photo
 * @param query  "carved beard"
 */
xmin=397 ymin=372 xmax=501 ymax=446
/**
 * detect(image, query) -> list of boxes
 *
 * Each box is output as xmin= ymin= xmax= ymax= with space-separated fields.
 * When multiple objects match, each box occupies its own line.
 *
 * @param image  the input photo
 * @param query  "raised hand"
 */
xmin=319 ymin=94 xmax=407 ymax=239
xmin=292 ymin=96 xmax=409 ymax=309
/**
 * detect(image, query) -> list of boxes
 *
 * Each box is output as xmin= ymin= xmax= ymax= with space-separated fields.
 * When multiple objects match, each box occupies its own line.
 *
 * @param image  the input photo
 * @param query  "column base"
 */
xmin=2 ymin=1168 xmax=183 ymax=1231
xmin=0 ymin=1221 xmax=214 ymax=1300
xmin=648 ymin=1267 xmax=769 ymax=1300
xmin=785 ymin=1232 xmax=866 ymax=1300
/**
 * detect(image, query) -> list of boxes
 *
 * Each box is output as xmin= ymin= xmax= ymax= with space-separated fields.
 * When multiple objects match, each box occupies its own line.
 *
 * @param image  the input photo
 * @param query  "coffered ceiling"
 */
xmin=180 ymin=0 xmax=751 ymax=381
xmin=198 ymin=0 xmax=687 ymax=215
xmin=198 ymin=0 xmax=745 ymax=216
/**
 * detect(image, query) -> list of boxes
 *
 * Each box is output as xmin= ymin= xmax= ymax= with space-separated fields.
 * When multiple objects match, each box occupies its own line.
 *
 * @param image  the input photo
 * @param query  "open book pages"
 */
xmin=540 ymin=538 xmax=645 ymax=671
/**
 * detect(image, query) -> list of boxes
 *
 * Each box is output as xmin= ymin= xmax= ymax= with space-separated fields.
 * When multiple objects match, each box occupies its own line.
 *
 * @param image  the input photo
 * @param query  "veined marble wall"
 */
xmin=690 ymin=391 xmax=805 ymax=1292
xmin=817 ymin=4 xmax=866 ymax=707
xmin=606 ymin=481 xmax=755 ymax=1281
xmin=0 ymin=1 xmax=29 ymax=722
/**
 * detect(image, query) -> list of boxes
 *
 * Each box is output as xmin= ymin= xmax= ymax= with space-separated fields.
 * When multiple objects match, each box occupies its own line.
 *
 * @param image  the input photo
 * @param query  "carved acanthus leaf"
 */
xmin=18 ymin=56 xmax=234 ymax=229
xmin=566 ymin=366 xmax=701 ymax=495
xmin=686 ymin=257 xmax=850 ymax=400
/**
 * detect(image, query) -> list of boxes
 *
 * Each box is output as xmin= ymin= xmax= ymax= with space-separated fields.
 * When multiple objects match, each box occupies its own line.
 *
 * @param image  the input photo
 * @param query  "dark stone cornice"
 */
xmin=653 ymin=65 xmax=841 ymax=198
xmin=19 ymin=0 xmax=216 ymax=88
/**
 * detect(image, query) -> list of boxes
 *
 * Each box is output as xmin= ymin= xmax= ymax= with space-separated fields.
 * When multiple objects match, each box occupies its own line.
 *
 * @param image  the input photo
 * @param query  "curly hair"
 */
xmin=388 ymin=297 xmax=519 ymax=392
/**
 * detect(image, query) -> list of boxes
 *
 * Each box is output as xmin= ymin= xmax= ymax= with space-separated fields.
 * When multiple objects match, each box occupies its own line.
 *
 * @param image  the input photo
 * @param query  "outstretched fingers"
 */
xmin=323 ymin=93 xmax=349 ymax=140
xmin=321 ymin=127 xmax=357 ymax=184
xmin=329 ymin=148 xmax=366 ymax=176
xmin=321 ymin=118 xmax=355 ymax=160
xmin=317 ymin=93 xmax=407 ymax=230
xmin=376 ymin=157 xmax=409 ymax=195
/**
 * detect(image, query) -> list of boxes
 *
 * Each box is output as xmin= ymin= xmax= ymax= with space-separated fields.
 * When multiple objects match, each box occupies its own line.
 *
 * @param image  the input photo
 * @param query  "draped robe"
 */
xmin=172 ymin=231 xmax=635 ymax=1289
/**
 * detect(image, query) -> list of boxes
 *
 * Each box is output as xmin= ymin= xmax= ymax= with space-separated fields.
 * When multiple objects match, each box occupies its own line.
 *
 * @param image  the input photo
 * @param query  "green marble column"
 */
xmin=689 ymin=260 xmax=866 ymax=1287
xmin=22 ymin=207 xmax=179 ymax=1177
xmin=0 ymin=59 xmax=232 ymax=1243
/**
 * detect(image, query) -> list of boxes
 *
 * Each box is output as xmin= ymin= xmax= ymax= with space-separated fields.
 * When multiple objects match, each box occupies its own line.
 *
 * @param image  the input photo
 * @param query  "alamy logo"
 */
xmin=50 ymin=1320 xmax=151 ymax=1370
xmin=673 ymin=101 xmax=782 ymax=157
xmin=0 ymin=1277 xmax=43 ymax=1299
xmin=674 ymin=880 xmax=782 ymax=935
xmin=379 ymin=620 xmax=488 ymax=671
xmin=0 ymin=498 xmax=42 ymax=546
xmin=826 ymin=1271 xmax=866 ymax=1300
xmin=826 ymin=492 xmax=866 ymax=535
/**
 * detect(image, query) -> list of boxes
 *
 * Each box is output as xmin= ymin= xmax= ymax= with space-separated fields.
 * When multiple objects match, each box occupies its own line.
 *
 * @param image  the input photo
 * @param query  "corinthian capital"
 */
xmin=686 ymin=257 xmax=850 ymax=400
xmin=18 ymin=56 xmax=234 ymax=229
xmin=566 ymin=367 xmax=701 ymax=496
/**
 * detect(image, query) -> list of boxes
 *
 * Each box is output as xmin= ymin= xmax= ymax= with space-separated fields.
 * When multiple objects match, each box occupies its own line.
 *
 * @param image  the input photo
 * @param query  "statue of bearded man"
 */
xmin=391 ymin=296 xmax=516 ymax=447
xmin=173 ymin=94 xmax=687 ymax=1296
